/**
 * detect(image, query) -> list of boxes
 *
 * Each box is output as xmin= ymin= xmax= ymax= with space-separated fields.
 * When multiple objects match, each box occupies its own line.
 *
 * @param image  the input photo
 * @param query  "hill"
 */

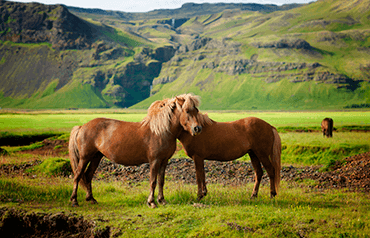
xmin=0 ymin=0 xmax=370 ymax=110
xmin=133 ymin=0 xmax=370 ymax=110
xmin=0 ymin=1 xmax=174 ymax=108
xmin=67 ymin=2 xmax=302 ymax=21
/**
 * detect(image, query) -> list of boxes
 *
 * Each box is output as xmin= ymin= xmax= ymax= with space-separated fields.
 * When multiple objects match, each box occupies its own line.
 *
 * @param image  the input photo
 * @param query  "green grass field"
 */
xmin=1 ymin=110 xmax=369 ymax=165
xmin=1 ymin=110 xmax=369 ymax=237
xmin=1 ymin=175 xmax=369 ymax=237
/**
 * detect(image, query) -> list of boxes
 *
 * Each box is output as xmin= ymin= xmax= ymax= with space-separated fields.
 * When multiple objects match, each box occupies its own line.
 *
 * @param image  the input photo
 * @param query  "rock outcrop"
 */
xmin=251 ymin=38 xmax=312 ymax=50
xmin=153 ymin=36 xmax=354 ymax=90
xmin=0 ymin=1 xmax=95 ymax=49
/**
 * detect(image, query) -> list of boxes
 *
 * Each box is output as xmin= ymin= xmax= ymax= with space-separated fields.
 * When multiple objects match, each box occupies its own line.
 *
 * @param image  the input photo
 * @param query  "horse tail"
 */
xmin=271 ymin=127 xmax=281 ymax=193
xmin=69 ymin=126 xmax=88 ymax=190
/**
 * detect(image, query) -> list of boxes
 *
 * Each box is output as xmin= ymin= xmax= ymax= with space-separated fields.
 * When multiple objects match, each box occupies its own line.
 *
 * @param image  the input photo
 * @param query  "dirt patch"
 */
xmin=284 ymin=152 xmax=370 ymax=192
xmin=95 ymin=153 xmax=370 ymax=193
xmin=0 ymin=208 xmax=109 ymax=238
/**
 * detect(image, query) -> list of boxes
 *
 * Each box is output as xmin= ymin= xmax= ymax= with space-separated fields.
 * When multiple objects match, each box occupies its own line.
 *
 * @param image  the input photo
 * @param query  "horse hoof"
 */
xmin=86 ymin=197 xmax=98 ymax=204
xmin=71 ymin=202 xmax=79 ymax=207
xmin=196 ymin=196 xmax=204 ymax=201
xmin=157 ymin=198 xmax=167 ymax=205
xmin=90 ymin=199 xmax=98 ymax=204
xmin=250 ymin=194 xmax=258 ymax=199
xmin=147 ymin=202 xmax=157 ymax=209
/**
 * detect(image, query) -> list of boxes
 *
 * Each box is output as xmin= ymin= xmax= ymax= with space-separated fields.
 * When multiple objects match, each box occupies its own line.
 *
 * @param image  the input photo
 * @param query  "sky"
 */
xmin=8 ymin=0 xmax=317 ymax=13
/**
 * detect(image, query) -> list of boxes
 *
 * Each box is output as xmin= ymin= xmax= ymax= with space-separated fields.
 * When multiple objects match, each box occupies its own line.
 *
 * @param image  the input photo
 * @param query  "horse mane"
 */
xmin=141 ymin=93 xmax=212 ymax=136
xmin=197 ymin=112 xmax=213 ymax=127
xmin=141 ymin=98 xmax=175 ymax=136
xmin=176 ymin=94 xmax=213 ymax=126
xmin=175 ymin=93 xmax=200 ymax=111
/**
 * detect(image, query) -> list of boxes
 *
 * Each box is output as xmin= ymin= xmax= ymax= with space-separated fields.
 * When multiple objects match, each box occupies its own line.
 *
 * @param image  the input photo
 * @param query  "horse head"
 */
xmin=174 ymin=94 xmax=203 ymax=136
xmin=142 ymin=94 xmax=209 ymax=137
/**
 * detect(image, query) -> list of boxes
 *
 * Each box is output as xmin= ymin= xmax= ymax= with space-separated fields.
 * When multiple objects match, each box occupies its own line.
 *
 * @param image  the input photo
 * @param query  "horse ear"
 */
xmin=175 ymin=96 xmax=185 ymax=108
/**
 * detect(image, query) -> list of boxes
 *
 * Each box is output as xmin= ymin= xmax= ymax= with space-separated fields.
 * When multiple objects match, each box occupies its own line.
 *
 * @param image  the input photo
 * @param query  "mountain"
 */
xmin=0 ymin=1 xmax=174 ymax=108
xmin=67 ymin=2 xmax=302 ymax=21
xmin=133 ymin=0 xmax=370 ymax=110
xmin=0 ymin=0 xmax=369 ymax=110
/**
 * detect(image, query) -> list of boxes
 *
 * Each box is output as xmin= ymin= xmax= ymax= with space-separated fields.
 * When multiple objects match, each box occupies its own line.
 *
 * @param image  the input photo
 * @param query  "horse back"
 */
xmin=180 ymin=117 xmax=274 ymax=161
xmin=77 ymin=118 xmax=152 ymax=165
xmin=239 ymin=117 xmax=275 ymax=145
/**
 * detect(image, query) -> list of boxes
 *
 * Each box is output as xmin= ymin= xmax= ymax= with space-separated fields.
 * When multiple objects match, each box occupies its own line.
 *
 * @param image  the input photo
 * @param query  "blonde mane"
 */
xmin=141 ymin=98 xmax=175 ymax=136
xmin=141 ymin=93 xmax=212 ymax=136
xmin=175 ymin=93 xmax=200 ymax=111
xmin=176 ymin=93 xmax=213 ymax=127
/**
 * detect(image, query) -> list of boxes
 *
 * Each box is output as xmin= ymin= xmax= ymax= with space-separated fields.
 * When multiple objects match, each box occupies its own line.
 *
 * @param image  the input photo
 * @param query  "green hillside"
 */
xmin=0 ymin=1 xmax=169 ymax=109
xmin=133 ymin=0 xmax=370 ymax=110
xmin=134 ymin=69 xmax=370 ymax=110
xmin=1 ymin=0 xmax=370 ymax=110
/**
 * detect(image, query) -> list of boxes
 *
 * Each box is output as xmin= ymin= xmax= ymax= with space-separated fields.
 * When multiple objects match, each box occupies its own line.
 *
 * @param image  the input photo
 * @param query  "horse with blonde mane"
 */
xmin=178 ymin=114 xmax=281 ymax=200
xmin=69 ymin=94 xmax=203 ymax=208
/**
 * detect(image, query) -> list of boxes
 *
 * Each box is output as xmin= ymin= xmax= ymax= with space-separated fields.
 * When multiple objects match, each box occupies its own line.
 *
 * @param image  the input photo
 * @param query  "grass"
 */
xmin=0 ymin=175 xmax=369 ymax=237
xmin=0 ymin=110 xmax=369 ymax=236
xmin=25 ymin=157 xmax=72 ymax=177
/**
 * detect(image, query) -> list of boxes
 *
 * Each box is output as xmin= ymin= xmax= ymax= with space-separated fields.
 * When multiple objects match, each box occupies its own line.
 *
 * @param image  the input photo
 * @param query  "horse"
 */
xmin=178 ymin=115 xmax=281 ymax=200
xmin=321 ymin=118 xmax=333 ymax=138
xmin=68 ymin=94 xmax=204 ymax=208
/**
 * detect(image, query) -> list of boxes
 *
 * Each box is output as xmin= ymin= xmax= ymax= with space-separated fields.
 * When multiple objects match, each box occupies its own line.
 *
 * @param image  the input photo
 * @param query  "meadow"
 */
xmin=0 ymin=109 xmax=370 ymax=237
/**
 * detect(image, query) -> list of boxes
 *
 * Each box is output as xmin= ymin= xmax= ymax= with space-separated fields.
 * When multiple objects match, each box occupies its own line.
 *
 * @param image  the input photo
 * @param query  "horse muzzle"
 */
xmin=192 ymin=125 xmax=202 ymax=136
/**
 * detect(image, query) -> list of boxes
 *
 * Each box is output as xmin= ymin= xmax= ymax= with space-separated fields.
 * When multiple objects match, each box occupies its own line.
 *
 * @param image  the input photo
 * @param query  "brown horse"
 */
xmin=178 ymin=115 xmax=281 ymax=200
xmin=321 ymin=118 xmax=334 ymax=138
xmin=68 ymin=94 xmax=204 ymax=208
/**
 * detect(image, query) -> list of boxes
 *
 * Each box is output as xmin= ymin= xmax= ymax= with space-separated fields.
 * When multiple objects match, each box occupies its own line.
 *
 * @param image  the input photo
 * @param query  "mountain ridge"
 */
xmin=1 ymin=0 xmax=370 ymax=110
xmin=67 ymin=2 xmax=303 ymax=21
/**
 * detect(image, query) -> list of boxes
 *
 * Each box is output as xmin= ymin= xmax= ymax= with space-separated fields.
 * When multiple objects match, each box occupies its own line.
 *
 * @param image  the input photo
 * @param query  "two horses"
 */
xmin=69 ymin=94 xmax=204 ymax=208
xmin=69 ymin=94 xmax=282 ymax=207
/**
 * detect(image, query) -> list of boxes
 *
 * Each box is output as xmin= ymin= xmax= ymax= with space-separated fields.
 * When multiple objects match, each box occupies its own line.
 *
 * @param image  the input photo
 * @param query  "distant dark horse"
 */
xmin=179 ymin=115 xmax=281 ymax=200
xmin=321 ymin=118 xmax=334 ymax=138
xmin=68 ymin=94 xmax=205 ymax=208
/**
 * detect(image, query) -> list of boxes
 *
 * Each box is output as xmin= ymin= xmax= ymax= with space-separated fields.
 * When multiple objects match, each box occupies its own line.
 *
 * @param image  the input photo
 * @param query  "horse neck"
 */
xmin=169 ymin=112 xmax=183 ymax=139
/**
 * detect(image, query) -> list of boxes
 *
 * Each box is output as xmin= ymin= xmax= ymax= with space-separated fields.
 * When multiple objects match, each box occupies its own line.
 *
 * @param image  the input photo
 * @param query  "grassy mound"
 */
xmin=26 ymin=158 xmax=72 ymax=177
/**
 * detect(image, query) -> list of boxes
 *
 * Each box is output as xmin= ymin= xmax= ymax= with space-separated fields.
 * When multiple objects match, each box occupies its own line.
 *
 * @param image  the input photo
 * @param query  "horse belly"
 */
xmin=109 ymin=150 xmax=148 ymax=166
xmin=99 ymin=139 xmax=149 ymax=166
xmin=207 ymin=139 xmax=249 ymax=161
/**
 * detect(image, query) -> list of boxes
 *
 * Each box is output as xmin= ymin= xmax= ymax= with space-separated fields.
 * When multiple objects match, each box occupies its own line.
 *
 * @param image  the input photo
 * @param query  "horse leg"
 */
xmin=84 ymin=154 xmax=102 ymax=204
xmin=255 ymin=152 xmax=277 ymax=198
xmin=157 ymin=159 xmax=169 ymax=205
xmin=249 ymin=152 xmax=263 ymax=198
xmin=70 ymin=158 xmax=90 ymax=207
xmin=194 ymin=156 xmax=207 ymax=201
xmin=147 ymin=159 xmax=161 ymax=208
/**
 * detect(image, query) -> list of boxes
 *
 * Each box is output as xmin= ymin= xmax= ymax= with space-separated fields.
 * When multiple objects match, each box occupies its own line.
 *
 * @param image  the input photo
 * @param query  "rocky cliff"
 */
xmin=0 ymin=1 xmax=95 ymax=49
xmin=153 ymin=37 xmax=356 ymax=90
